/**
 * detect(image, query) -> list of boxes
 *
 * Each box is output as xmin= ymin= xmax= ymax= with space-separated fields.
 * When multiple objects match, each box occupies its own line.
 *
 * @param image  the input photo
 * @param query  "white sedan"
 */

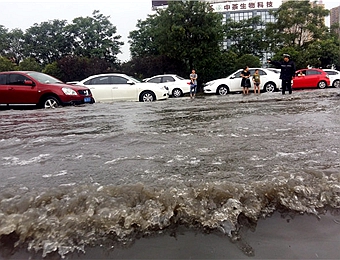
xmin=204 ymin=68 xmax=282 ymax=95
xmin=144 ymin=74 xmax=191 ymax=98
xmin=74 ymin=74 xmax=169 ymax=102
xmin=323 ymin=69 xmax=340 ymax=88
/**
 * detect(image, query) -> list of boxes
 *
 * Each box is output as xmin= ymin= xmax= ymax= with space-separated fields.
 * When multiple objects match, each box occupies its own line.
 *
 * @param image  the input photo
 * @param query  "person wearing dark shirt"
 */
xmin=268 ymin=54 xmax=296 ymax=95
xmin=241 ymin=66 xmax=251 ymax=95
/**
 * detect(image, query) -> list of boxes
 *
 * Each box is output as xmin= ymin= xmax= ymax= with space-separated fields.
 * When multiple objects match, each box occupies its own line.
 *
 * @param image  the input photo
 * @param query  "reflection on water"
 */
xmin=1 ymin=89 xmax=340 ymax=258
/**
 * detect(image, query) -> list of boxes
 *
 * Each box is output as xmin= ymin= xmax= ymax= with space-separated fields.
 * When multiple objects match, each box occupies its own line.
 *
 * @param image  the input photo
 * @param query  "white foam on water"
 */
xmin=2 ymin=154 xmax=50 ymax=166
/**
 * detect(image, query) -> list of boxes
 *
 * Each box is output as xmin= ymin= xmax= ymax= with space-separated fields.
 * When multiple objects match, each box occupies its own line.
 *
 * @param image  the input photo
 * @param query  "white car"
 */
xmin=267 ymin=68 xmax=281 ymax=74
xmin=323 ymin=69 xmax=340 ymax=88
xmin=74 ymin=74 xmax=169 ymax=102
xmin=144 ymin=74 xmax=191 ymax=97
xmin=204 ymin=68 xmax=282 ymax=95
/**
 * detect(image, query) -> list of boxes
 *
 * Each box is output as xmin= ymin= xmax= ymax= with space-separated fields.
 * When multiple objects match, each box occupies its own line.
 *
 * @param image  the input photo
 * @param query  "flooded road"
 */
xmin=1 ymin=89 xmax=340 ymax=259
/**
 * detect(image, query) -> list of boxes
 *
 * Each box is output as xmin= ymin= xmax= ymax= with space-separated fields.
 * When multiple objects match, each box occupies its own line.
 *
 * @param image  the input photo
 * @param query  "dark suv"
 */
xmin=0 ymin=71 xmax=95 ymax=108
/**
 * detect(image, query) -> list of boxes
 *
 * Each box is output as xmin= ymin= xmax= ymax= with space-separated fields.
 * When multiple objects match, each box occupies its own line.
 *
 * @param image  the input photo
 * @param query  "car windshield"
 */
xmin=26 ymin=71 xmax=63 ymax=84
xmin=125 ymin=75 xmax=141 ymax=83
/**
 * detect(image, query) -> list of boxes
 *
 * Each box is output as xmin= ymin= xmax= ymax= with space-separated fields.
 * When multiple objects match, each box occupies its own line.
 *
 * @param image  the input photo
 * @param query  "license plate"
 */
xmin=84 ymin=97 xmax=91 ymax=103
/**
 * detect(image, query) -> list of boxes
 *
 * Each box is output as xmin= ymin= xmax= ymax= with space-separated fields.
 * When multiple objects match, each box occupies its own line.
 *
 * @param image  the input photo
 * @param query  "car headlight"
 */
xmin=62 ymin=87 xmax=78 ymax=95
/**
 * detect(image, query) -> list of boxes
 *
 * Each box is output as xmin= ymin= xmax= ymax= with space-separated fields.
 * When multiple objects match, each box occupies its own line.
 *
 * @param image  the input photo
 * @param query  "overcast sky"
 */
xmin=1 ymin=0 xmax=339 ymax=62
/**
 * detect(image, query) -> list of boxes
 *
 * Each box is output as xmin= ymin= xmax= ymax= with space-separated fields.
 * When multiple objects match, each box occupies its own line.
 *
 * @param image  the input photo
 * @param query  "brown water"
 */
xmin=1 ymin=89 xmax=340 ymax=259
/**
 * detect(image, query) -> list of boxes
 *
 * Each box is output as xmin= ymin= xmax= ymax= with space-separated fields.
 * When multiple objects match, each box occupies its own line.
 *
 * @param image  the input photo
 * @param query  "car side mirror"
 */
xmin=24 ymin=80 xmax=35 ymax=86
xmin=127 ymin=80 xmax=135 ymax=85
xmin=230 ymin=76 xmax=235 ymax=79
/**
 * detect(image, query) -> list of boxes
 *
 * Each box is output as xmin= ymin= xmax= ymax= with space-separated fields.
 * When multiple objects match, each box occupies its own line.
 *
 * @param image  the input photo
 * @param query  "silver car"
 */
xmin=204 ymin=68 xmax=282 ymax=95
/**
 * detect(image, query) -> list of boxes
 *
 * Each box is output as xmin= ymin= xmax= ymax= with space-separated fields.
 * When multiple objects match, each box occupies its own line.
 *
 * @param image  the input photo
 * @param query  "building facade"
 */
xmin=330 ymin=5 xmax=340 ymax=38
xmin=208 ymin=0 xmax=280 ymax=53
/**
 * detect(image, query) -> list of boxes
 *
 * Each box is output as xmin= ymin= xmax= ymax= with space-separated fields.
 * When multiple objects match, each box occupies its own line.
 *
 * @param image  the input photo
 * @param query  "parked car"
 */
xmin=323 ymin=69 xmax=340 ymax=88
xmin=143 ymin=74 xmax=190 ymax=98
xmin=292 ymin=68 xmax=330 ymax=89
xmin=203 ymin=68 xmax=281 ymax=95
xmin=0 ymin=71 xmax=94 ymax=109
xmin=74 ymin=74 xmax=169 ymax=102
xmin=267 ymin=68 xmax=281 ymax=74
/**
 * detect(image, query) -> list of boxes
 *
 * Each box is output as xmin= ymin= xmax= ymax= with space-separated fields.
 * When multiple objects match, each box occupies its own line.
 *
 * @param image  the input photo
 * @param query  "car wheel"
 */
xmin=217 ymin=85 xmax=229 ymax=95
xmin=263 ymin=82 xmax=276 ymax=92
xmin=333 ymin=80 xmax=340 ymax=88
xmin=41 ymin=96 xmax=60 ymax=109
xmin=172 ymin=88 xmax=183 ymax=98
xmin=317 ymin=81 xmax=327 ymax=89
xmin=140 ymin=91 xmax=155 ymax=102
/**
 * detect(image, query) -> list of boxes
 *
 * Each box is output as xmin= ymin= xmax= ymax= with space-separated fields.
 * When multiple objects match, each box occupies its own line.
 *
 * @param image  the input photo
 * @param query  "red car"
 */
xmin=0 ymin=71 xmax=94 ymax=108
xmin=292 ymin=68 xmax=330 ymax=89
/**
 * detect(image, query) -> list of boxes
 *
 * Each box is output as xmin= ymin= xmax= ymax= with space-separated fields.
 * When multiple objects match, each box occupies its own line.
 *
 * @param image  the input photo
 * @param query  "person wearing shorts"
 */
xmin=252 ymin=69 xmax=261 ymax=95
xmin=190 ymin=69 xmax=197 ymax=99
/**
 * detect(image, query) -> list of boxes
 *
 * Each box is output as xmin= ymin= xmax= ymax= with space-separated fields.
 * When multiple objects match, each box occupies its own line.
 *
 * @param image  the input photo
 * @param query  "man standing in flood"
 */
xmin=268 ymin=54 xmax=296 ymax=95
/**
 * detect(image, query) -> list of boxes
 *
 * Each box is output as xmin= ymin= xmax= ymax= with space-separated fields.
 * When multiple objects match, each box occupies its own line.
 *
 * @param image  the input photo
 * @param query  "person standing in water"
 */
xmin=241 ymin=66 xmax=251 ymax=95
xmin=252 ymin=69 xmax=261 ymax=95
xmin=190 ymin=69 xmax=198 ymax=99
xmin=268 ymin=54 xmax=296 ymax=95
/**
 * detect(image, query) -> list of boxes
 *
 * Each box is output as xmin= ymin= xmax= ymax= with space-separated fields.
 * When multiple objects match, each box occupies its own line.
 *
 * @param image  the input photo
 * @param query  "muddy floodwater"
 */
xmin=1 ymin=89 xmax=340 ymax=259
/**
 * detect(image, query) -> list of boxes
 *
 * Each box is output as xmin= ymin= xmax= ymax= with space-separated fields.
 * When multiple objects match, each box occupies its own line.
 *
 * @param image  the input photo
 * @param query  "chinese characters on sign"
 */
xmin=210 ymin=1 xmax=278 ymax=12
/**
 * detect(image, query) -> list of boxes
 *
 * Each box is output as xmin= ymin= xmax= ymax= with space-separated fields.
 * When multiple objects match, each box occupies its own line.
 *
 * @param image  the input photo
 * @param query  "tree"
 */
xmin=304 ymin=39 xmax=340 ymax=69
xmin=0 ymin=56 xmax=16 ymax=71
xmin=235 ymin=54 xmax=261 ymax=69
xmin=23 ymin=20 xmax=71 ymax=65
xmin=121 ymin=55 xmax=188 ymax=80
xmin=56 ymin=56 xmax=112 ymax=82
xmin=43 ymin=62 xmax=63 ymax=80
xmin=224 ymin=16 xmax=267 ymax=57
xmin=6 ymin=29 xmax=25 ymax=65
xmin=268 ymin=47 xmax=301 ymax=67
xmin=266 ymin=0 xmax=329 ymax=50
xmin=66 ymin=10 xmax=123 ymax=67
xmin=129 ymin=17 xmax=160 ymax=58
xmin=18 ymin=58 xmax=42 ymax=71
xmin=0 ymin=26 xmax=10 ymax=57
xmin=128 ymin=1 xmax=224 ymax=85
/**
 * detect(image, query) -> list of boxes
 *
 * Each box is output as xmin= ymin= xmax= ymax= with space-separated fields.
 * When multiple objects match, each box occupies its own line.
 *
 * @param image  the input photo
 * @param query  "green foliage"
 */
xmin=0 ymin=26 xmax=10 ymax=57
xmin=1 ymin=11 xmax=122 ymax=70
xmin=121 ymin=55 xmax=187 ymax=80
xmin=56 ymin=56 xmax=112 ymax=82
xmin=0 ymin=56 xmax=16 ymax=71
xmin=266 ymin=0 xmax=329 ymax=49
xmin=66 ymin=10 xmax=123 ymax=67
xmin=6 ymin=29 xmax=25 ymax=65
xmin=304 ymin=39 xmax=340 ymax=69
xmin=43 ymin=62 xmax=63 ymax=80
xmin=18 ymin=58 xmax=42 ymax=71
xmin=224 ymin=16 xmax=267 ymax=57
xmin=129 ymin=1 xmax=224 ymax=85
xmin=235 ymin=54 xmax=261 ymax=69
xmin=270 ymin=47 xmax=299 ymax=64
xmin=265 ymin=1 xmax=339 ymax=69
xmin=23 ymin=20 xmax=70 ymax=65
xmin=129 ymin=16 xmax=160 ymax=57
